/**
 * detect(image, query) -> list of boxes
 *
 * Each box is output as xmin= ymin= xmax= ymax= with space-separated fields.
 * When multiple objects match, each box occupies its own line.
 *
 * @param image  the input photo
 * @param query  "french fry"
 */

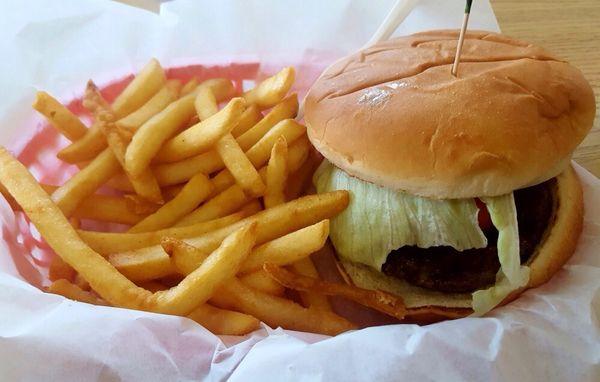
xmin=210 ymin=120 xmax=305 ymax=196
xmin=214 ymin=136 xmax=309 ymax=195
xmin=240 ymin=270 xmax=285 ymax=296
xmin=238 ymin=220 xmax=329 ymax=274
xmin=236 ymin=94 xmax=298 ymax=150
xmin=290 ymin=257 xmax=332 ymax=311
xmin=72 ymin=193 xmax=148 ymax=224
xmin=137 ymin=280 xmax=167 ymax=292
xmin=187 ymin=303 xmax=260 ymax=335
xmin=2 ymin=148 xmax=260 ymax=316
xmin=106 ymin=173 xmax=136 ymax=193
xmin=126 ymin=80 xmax=236 ymax=174
xmin=73 ymin=273 xmax=90 ymax=291
xmin=109 ymin=191 xmax=349 ymax=280
xmin=128 ymin=173 xmax=213 ymax=233
xmin=194 ymin=85 xmax=219 ymax=120
xmin=123 ymin=93 xmax=197 ymax=176
xmin=286 ymin=149 xmax=323 ymax=200
xmin=124 ymin=194 xmax=161 ymax=215
xmin=175 ymin=185 xmax=250 ymax=227
xmin=180 ymin=78 xmax=199 ymax=96
xmin=167 ymin=220 xmax=329 ymax=276
xmin=109 ymin=249 xmax=176 ymax=281
xmin=211 ymin=278 xmax=355 ymax=336
xmin=149 ymin=223 xmax=256 ymax=315
xmin=116 ymin=80 xmax=181 ymax=132
xmin=243 ymin=67 xmax=295 ymax=110
xmin=161 ymin=184 xmax=184 ymax=201
xmin=32 ymin=91 xmax=88 ymax=141
xmin=56 ymin=124 xmax=107 ymax=163
xmin=52 ymin=148 xmax=121 ymax=216
xmin=192 ymin=78 xmax=236 ymax=102
xmin=216 ymin=134 xmax=266 ymax=197
xmin=49 ymin=256 xmax=76 ymax=282
xmin=264 ymin=264 xmax=407 ymax=320
xmin=155 ymin=98 xmax=246 ymax=163
xmin=152 ymin=95 xmax=297 ymax=187
xmin=111 ymin=58 xmax=167 ymax=117
xmin=238 ymin=200 xmax=263 ymax=216
xmin=264 ymin=136 xmax=288 ymax=208
xmin=48 ymin=279 xmax=108 ymax=306
xmin=79 ymin=213 xmax=244 ymax=254
xmin=85 ymin=81 xmax=163 ymax=204
xmin=230 ymin=104 xmax=262 ymax=138
xmin=1 ymin=183 xmax=147 ymax=225
xmin=57 ymin=59 xmax=166 ymax=163
xmin=153 ymin=150 xmax=223 ymax=186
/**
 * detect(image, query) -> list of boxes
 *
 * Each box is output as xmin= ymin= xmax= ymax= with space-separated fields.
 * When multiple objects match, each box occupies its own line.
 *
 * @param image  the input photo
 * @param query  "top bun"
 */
xmin=305 ymin=30 xmax=595 ymax=198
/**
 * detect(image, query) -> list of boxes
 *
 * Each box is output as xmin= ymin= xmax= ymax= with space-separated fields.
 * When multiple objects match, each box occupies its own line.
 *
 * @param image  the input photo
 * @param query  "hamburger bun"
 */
xmin=305 ymin=30 xmax=596 ymax=199
xmin=335 ymin=165 xmax=583 ymax=323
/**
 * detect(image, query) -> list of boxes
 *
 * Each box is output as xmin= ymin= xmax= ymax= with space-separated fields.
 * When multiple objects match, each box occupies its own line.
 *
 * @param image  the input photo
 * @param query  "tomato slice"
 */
xmin=475 ymin=198 xmax=493 ymax=231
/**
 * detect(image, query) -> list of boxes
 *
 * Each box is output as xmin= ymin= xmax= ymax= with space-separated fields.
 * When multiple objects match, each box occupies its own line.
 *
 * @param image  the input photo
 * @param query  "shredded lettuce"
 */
xmin=313 ymin=160 xmax=487 ymax=270
xmin=471 ymin=193 xmax=530 ymax=315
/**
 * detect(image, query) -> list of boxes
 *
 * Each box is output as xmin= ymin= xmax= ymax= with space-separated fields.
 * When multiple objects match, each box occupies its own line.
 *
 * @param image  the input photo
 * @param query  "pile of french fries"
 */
xmin=0 ymin=59 xmax=407 ymax=336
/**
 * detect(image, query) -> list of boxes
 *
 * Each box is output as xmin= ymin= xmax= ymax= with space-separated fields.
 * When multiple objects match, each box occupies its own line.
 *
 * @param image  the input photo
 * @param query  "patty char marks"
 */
xmin=382 ymin=179 xmax=556 ymax=293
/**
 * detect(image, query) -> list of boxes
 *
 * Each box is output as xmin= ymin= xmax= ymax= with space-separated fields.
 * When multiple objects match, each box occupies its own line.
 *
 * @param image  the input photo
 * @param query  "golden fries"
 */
xmin=216 ymin=134 xmax=266 ymax=197
xmin=79 ymin=213 xmax=245 ymax=254
xmin=52 ymin=148 xmax=121 ymax=216
xmin=239 ymin=220 xmax=329 ymax=274
xmin=111 ymin=58 xmax=167 ymax=117
xmin=149 ymin=223 xmax=256 ymax=315
xmin=194 ymin=85 xmax=219 ymax=120
xmin=155 ymin=97 xmax=245 ymax=163
xmin=48 ymin=279 xmax=108 ymax=306
xmin=264 ymin=264 xmax=408 ymax=320
xmin=124 ymin=93 xmax=197 ymax=175
xmin=231 ymin=104 xmax=262 ymax=137
xmin=187 ymin=303 xmax=260 ymax=335
xmin=264 ymin=136 xmax=288 ymax=208
xmin=243 ymin=67 xmax=295 ymax=110
xmin=5 ymin=62 xmax=371 ymax=336
xmin=286 ymin=149 xmax=322 ymax=200
xmin=237 ymin=94 xmax=298 ymax=150
xmin=175 ymin=185 xmax=250 ymax=226
xmin=167 ymin=220 xmax=329 ymax=277
xmin=57 ymin=59 xmax=167 ymax=164
xmin=290 ymin=257 xmax=332 ymax=311
xmin=110 ymin=191 xmax=348 ymax=280
xmin=117 ymin=80 xmax=181 ymax=132
xmin=240 ymin=270 xmax=285 ymax=296
xmin=85 ymin=81 xmax=163 ymax=204
xmin=49 ymin=256 xmax=76 ymax=282
xmin=128 ymin=173 xmax=213 ymax=233
xmin=32 ymin=92 xmax=88 ymax=141
xmin=211 ymin=278 xmax=354 ymax=335
xmin=180 ymin=78 xmax=199 ymax=95
xmin=56 ymin=124 xmax=107 ymax=163
xmin=1 ymin=183 xmax=149 ymax=225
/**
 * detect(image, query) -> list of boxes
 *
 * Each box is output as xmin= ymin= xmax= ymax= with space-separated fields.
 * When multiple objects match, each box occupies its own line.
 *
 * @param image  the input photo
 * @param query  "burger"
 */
xmin=304 ymin=30 xmax=596 ymax=321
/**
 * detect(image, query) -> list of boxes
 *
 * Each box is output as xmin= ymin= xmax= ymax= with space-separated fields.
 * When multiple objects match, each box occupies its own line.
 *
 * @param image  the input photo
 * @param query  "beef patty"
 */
xmin=382 ymin=179 xmax=557 ymax=293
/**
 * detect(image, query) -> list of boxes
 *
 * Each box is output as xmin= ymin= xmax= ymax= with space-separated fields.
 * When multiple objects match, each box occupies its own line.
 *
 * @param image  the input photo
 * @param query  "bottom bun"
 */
xmin=336 ymin=165 xmax=583 ymax=324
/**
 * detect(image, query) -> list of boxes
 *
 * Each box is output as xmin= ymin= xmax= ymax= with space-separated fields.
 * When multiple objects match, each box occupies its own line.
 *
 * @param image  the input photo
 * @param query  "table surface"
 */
xmin=491 ymin=0 xmax=600 ymax=177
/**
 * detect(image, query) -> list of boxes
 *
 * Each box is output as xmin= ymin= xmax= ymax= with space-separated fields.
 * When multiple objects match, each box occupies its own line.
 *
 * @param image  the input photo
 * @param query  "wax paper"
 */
xmin=0 ymin=1 xmax=598 ymax=381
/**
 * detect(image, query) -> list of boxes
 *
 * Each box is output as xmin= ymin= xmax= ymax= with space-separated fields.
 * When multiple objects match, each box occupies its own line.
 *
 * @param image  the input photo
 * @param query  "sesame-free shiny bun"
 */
xmin=305 ymin=30 xmax=595 ymax=198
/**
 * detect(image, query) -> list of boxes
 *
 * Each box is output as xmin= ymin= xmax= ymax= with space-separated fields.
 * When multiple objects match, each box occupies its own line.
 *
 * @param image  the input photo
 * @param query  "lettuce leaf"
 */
xmin=471 ymin=193 xmax=530 ymax=315
xmin=313 ymin=161 xmax=487 ymax=270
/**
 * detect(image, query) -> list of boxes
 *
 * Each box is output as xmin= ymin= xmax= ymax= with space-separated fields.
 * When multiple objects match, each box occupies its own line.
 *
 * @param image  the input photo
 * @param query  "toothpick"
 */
xmin=451 ymin=0 xmax=473 ymax=76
